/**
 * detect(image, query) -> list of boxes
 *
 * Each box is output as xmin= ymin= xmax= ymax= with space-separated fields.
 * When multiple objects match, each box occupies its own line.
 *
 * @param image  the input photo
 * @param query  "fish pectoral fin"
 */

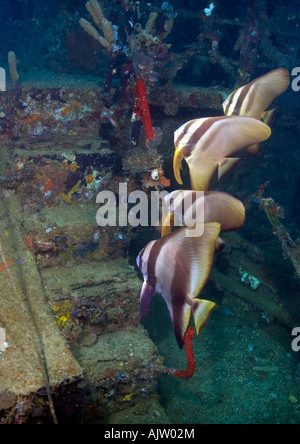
xmin=139 ymin=281 xmax=155 ymax=320
xmin=161 ymin=212 xmax=174 ymax=237
xmin=218 ymin=158 xmax=243 ymax=181
xmin=192 ymin=299 xmax=216 ymax=335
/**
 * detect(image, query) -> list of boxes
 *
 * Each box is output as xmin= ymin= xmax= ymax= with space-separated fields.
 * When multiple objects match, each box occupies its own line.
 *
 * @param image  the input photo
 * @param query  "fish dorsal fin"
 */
xmin=223 ymin=68 xmax=290 ymax=119
xmin=204 ymin=191 xmax=246 ymax=232
xmin=203 ymin=116 xmax=271 ymax=158
xmin=239 ymin=68 xmax=290 ymax=118
xmin=166 ymin=190 xmax=245 ymax=233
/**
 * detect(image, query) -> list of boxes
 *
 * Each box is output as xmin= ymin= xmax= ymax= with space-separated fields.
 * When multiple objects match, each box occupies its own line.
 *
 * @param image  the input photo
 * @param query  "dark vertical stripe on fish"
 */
xmin=188 ymin=116 xmax=228 ymax=153
xmin=234 ymin=82 xmax=253 ymax=115
xmin=170 ymin=245 xmax=190 ymax=348
xmin=147 ymin=236 xmax=169 ymax=288
xmin=175 ymin=119 xmax=197 ymax=148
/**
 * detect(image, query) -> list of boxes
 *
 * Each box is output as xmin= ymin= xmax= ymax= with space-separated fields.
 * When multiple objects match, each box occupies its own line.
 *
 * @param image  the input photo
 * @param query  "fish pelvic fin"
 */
xmin=161 ymin=212 xmax=174 ymax=237
xmin=173 ymin=146 xmax=184 ymax=185
xmin=192 ymin=299 xmax=216 ymax=335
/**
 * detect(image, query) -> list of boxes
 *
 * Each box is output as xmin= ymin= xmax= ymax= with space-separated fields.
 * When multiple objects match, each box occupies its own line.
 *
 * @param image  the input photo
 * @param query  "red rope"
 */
xmin=133 ymin=77 xmax=155 ymax=147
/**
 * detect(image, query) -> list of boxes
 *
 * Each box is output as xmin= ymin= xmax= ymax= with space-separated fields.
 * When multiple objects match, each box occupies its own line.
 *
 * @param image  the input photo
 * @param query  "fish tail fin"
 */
xmin=173 ymin=147 xmax=184 ymax=185
xmin=192 ymin=299 xmax=216 ymax=335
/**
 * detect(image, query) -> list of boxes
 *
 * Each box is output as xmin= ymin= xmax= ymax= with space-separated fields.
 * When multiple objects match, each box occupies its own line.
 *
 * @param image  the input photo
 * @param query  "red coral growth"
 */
xmin=168 ymin=327 xmax=196 ymax=379
xmin=133 ymin=77 xmax=155 ymax=148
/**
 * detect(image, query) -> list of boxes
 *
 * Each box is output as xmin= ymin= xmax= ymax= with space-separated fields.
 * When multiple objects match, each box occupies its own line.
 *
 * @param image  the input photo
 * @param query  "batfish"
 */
xmin=173 ymin=115 xmax=271 ymax=190
xmin=136 ymin=222 xmax=221 ymax=349
xmin=223 ymin=67 xmax=290 ymax=155
xmin=162 ymin=190 xmax=245 ymax=237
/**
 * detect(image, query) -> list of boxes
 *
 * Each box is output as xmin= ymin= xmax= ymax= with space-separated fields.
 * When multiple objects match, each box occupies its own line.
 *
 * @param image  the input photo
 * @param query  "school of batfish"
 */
xmin=136 ymin=68 xmax=290 ymax=350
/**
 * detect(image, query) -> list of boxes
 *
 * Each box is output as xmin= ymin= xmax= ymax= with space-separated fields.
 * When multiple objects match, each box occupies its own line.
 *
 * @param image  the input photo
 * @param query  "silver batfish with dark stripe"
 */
xmin=173 ymin=115 xmax=271 ymax=191
xmin=162 ymin=190 xmax=245 ymax=237
xmin=223 ymin=67 xmax=290 ymax=156
xmin=136 ymin=222 xmax=221 ymax=349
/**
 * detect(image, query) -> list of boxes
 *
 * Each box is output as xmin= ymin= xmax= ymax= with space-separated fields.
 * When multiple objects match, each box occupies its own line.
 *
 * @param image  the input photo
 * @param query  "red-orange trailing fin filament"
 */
xmin=168 ymin=327 xmax=196 ymax=379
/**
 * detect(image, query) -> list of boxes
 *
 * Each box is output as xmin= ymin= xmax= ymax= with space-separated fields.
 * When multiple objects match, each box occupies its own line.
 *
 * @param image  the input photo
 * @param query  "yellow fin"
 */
xmin=192 ymin=299 xmax=216 ymax=335
xmin=161 ymin=212 xmax=174 ymax=237
xmin=189 ymin=160 xmax=218 ymax=191
xmin=173 ymin=147 xmax=184 ymax=185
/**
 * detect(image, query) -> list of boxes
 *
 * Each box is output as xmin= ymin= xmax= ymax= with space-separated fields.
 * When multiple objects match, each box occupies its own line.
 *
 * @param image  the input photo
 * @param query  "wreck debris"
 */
xmin=8 ymin=51 xmax=20 ymax=85
xmin=260 ymin=198 xmax=300 ymax=281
